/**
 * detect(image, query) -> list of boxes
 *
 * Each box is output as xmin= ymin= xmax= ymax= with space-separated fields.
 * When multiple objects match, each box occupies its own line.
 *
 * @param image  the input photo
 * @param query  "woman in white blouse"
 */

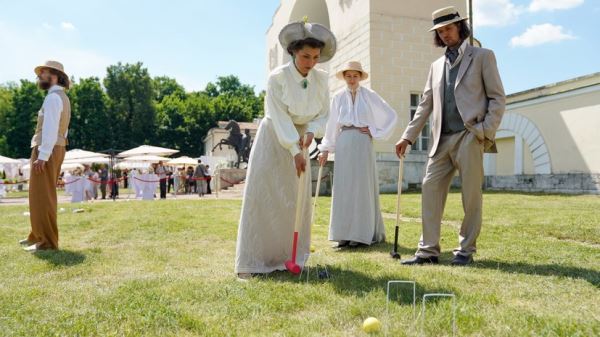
xmin=235 ymin=21 xmax=337 ymax=278
xmin=318 ymin=61 xmax=398 ymax=247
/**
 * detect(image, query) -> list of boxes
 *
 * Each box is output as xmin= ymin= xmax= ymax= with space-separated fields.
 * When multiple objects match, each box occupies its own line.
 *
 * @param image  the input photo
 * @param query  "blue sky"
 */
xmin=0 ymin=0 xmax=598 ymax=94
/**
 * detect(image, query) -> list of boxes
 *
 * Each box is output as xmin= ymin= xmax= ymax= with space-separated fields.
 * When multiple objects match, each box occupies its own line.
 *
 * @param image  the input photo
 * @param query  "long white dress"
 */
xmin=319 ymin=86 xmax=398 ymax=245
xmin=141 ymin=173 xmax=158 ymax=200
xmin=68 ymin=174 xmax=85 ymax=203
xmin=235 ymin=62 xmax=329 ymax=274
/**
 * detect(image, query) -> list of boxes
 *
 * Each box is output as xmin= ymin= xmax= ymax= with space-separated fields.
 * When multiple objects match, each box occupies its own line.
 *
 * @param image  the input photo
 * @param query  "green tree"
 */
xmin=104 ymin=62 xmax=156 ymax=149
xmin=156 ymin=93 xmax=187 ymax=151
xmin=0 ymin=84 xmax=15 ymax=155
xmin=4 ymin=81 xmax=44 ymax=158
xmin=68 ymin=77 xmax=111 ymax=150
xmin=153 ymin=76 xmax=186 ymax=102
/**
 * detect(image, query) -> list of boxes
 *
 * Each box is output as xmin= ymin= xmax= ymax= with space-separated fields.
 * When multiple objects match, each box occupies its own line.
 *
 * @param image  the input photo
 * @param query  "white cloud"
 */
xmin=60 ymin=21 xmax=76 ymax=31
xmin=0 ymin=21 xmax=111 ymax=83
xmin=473 ymin=0 xmax=525 ymax=27
xmin=529 ymin=0 xmax=584 ymax=12
xmin=510 ymin=23 xmax=576 ymax=47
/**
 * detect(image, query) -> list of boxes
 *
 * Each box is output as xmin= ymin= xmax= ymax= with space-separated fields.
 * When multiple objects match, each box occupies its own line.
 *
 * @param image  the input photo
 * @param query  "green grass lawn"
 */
xmin=0 ymin=192 xmax=598 ymax=336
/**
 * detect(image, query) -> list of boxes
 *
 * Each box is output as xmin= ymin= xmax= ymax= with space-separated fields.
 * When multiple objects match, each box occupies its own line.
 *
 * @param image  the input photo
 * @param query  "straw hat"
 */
xmin=336 ymin=61 xmax=368 ymax=81
xmin=429 ymin=6 xmax=468 ymax=32
xmin=279 ymin=20 xmax=337 ymax=63
xmin=34 ymin=60 xmax=70 ymax=87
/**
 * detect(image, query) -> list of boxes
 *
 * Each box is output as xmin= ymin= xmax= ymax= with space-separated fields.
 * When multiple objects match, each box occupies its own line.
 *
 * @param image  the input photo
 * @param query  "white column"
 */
xmin=514 ymin=135 xmax=523 ymax=175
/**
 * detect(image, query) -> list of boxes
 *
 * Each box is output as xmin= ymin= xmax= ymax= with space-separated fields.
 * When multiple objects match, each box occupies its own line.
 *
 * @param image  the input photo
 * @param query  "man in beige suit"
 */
xmin=20 ymin=61 xmax=71 ymax=252
xmin=395 ymin=7 xmax=505 ymax=265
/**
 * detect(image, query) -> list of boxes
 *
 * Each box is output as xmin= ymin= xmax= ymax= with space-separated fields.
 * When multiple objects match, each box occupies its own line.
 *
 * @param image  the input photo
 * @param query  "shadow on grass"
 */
xmin=262 ymin=266 xmax=454 ymax=303
xmin=473 ymin=259 xmax=600 ymax=288
xmin=33 ymin=249 xmax=86 ymax=266
xmin=331 ymin=241 xmax=415 ymax=256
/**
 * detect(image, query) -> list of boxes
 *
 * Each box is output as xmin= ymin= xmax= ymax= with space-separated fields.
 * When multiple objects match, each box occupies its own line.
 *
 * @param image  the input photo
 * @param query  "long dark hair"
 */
xmin=286 ymin=37 xmax=325 ymax=56
xmin=433 ymin=21 xmax=471 ymax=47
xmin=49 ymin=68 xmax=70 ymax=89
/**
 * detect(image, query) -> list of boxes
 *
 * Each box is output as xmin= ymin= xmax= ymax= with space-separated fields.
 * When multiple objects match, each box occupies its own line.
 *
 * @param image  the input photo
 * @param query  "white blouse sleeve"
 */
xmin=367 ymin=91 xmax=398 ymax=140
xmin=317 ymin=95 xmax=341 ymax=153
xmin=265 ymin=74 xmax=301 ymax=157
xmin=306 ymin=74 xmax=330 ymax=138
xmin=38 ymin=93 xmax=63 ymax=161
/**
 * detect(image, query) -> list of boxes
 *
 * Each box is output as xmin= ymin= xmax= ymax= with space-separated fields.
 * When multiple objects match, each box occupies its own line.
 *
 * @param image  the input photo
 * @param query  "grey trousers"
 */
xmin=416 ymin=130 xmax=484 ymax=258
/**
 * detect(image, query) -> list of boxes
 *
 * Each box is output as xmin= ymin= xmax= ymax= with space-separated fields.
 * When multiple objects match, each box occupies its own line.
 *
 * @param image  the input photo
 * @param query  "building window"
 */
xmin=410 ymin=93 xmax=430 ymax=152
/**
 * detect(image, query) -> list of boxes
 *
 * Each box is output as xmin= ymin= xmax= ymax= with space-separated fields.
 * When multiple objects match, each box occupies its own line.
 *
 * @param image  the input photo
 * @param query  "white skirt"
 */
xmin=235 ymin=118 xmax=313 ymax=274
xmin=328 ymin=129 xmax=386 ymax=244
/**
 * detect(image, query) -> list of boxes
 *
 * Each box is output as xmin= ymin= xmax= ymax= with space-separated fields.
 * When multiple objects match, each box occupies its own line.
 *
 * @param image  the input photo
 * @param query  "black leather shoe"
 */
xmin=401 ymin=256 xmax=439 ymax=265
xmin=451 ymin=254 xmax=473 ymax=266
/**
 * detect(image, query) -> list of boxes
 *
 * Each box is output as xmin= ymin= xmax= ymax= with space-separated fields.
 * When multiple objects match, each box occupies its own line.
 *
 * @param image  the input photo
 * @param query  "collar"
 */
xmin=345 ymin=85 xmax=361 ymax=93
xmin=48 ymin=85 xmax=64 ymax=93
xmin=446 ymin=40 xmax=468 ymax=57
xmin=288 ymin=61 xmax=312 ymax=85
xmin=445 ymin=40 xmax=468 ymax=67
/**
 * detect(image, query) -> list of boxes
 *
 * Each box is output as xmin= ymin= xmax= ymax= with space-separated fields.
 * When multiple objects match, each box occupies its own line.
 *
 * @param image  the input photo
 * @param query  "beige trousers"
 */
xmin=28 ymin=145 xmax=66 ymax=250
xmin=417 ymin=130 xmax=484 ymax=258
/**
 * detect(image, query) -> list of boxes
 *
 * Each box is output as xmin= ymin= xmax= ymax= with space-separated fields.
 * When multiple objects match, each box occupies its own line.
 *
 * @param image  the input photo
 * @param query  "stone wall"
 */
xmin=483 ymin=174 xmax=600 ymax=194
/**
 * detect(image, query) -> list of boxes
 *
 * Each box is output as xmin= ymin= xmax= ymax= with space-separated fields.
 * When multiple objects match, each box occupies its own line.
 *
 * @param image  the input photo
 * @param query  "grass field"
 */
xmin=0 ymin=192 xmax=598 ymax=336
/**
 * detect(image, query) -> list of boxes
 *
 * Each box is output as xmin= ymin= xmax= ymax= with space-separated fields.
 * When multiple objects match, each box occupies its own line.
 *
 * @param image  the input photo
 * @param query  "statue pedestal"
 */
xmin=217 ymin=168 xmax=247 ymax=190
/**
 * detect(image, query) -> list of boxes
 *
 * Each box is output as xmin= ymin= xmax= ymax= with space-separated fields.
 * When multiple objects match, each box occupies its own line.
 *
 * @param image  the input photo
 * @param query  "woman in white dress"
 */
xmin=318 ymin=61 xmax=398 ymax=247
xmin=235 ymin=21 xmax=336 ymax=278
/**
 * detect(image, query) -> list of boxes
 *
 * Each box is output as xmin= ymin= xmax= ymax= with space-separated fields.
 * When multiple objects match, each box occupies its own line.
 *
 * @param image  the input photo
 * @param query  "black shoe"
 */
xmin=401 ymin=256 xmax=439 ymax=265
xmin=451 ymin=254 xmax=473 ymax=266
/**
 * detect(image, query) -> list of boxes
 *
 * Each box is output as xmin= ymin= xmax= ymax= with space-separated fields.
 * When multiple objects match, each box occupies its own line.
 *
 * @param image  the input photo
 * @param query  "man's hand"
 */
xmin=318 ymin=151 xmax=328 ymax=167
xmin=32 ymin=159 xmax=46 ymax=174
xmin=294 ymin=152 xmax=306 ymax=177
xmin=395 ymin=139 xmax=410 ymax=159
xmin=299 ymin=132 xmax=314 ymax=150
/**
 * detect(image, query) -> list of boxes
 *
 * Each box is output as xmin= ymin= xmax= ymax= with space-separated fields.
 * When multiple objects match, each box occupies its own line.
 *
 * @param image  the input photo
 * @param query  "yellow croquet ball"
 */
xmin=362 ymin=317 xmax=381 ymax=333
xmin=310 ymin=245 xmax=316 ymax=253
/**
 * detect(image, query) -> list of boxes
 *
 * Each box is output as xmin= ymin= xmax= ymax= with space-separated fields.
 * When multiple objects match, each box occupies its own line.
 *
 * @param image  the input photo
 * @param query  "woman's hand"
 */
xmin=318 ymin=151 xmax=328 ymax=167
xmin=294 ymin=152 xmax=306 ymax=177
xmin=359 ymin=127 xmax=372 ymax=138
xmin=299 ymin=132 xmax=314 ymax=150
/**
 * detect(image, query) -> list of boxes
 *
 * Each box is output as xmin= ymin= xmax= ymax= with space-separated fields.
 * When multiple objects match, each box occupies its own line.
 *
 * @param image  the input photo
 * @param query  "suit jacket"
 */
xmin=402 ymin=43 xmax=506 ymax=157
xmin=194 ymin=164 xmax=208 ymax=178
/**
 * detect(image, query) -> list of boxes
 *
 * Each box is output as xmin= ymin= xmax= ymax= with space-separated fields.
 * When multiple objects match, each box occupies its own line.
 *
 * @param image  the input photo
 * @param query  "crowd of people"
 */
xmin=60 ymin=160 xmax=213 ymax=203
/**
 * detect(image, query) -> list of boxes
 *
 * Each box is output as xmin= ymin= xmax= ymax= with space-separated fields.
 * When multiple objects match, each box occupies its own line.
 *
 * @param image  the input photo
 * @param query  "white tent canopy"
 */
xmin=121 ymin=155 xmax=172 ymax=162
xmin=63 ymin=156 xmax=110 ymax=165
xmin=114 ymin=161 xmax=150 ymax=170
xmin=61 ymin=163 xmax=84 ymax=171
xmin=0 ymin=155 xmax=20 ymax=164
xmin=118 ymin=145 xmax=179 ymax=158
xmin=64 ymin=149 xmax=109 ymax=161
xmin=167 ymin=156 xmax=198 ymax=166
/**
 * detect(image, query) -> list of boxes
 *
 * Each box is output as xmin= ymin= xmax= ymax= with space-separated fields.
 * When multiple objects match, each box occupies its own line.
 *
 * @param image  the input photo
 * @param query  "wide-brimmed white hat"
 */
xmin=34 ymin=60 xmax=70 ymax=87
xmin=279 ymin=20 xmax=337 ymax=63
xmin=336 ymin=61 xmax=368 ymax=81
xmin=429 ymin=6 xmax=468 ymax=32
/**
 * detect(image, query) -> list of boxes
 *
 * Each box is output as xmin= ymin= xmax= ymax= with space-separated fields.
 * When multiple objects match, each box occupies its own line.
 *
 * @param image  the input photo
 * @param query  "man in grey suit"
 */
xmin=395 ymin=6 xmax=505 ymax=266
xmin=194 ymin=160 xmax=208 ymax=197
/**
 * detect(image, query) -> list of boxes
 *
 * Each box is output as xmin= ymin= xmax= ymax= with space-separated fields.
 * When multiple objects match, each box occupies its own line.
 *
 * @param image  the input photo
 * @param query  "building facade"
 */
xmin=267 ymin=0 xmax=600 ymax=193
xmin=267 ymin=0 xmax=465 ymax=192
xmin=483 ymin=73 xmax=600 ymax=193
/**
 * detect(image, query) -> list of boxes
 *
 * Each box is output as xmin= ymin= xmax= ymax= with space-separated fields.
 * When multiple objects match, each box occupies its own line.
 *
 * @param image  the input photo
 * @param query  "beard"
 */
xmin=37 ymin=79 xmax=52 ymax=90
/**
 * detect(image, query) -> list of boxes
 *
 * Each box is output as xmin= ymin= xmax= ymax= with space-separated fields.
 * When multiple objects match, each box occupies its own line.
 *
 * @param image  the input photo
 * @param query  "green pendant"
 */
xmin=302 ymin=79 xmax=308 ymax=89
